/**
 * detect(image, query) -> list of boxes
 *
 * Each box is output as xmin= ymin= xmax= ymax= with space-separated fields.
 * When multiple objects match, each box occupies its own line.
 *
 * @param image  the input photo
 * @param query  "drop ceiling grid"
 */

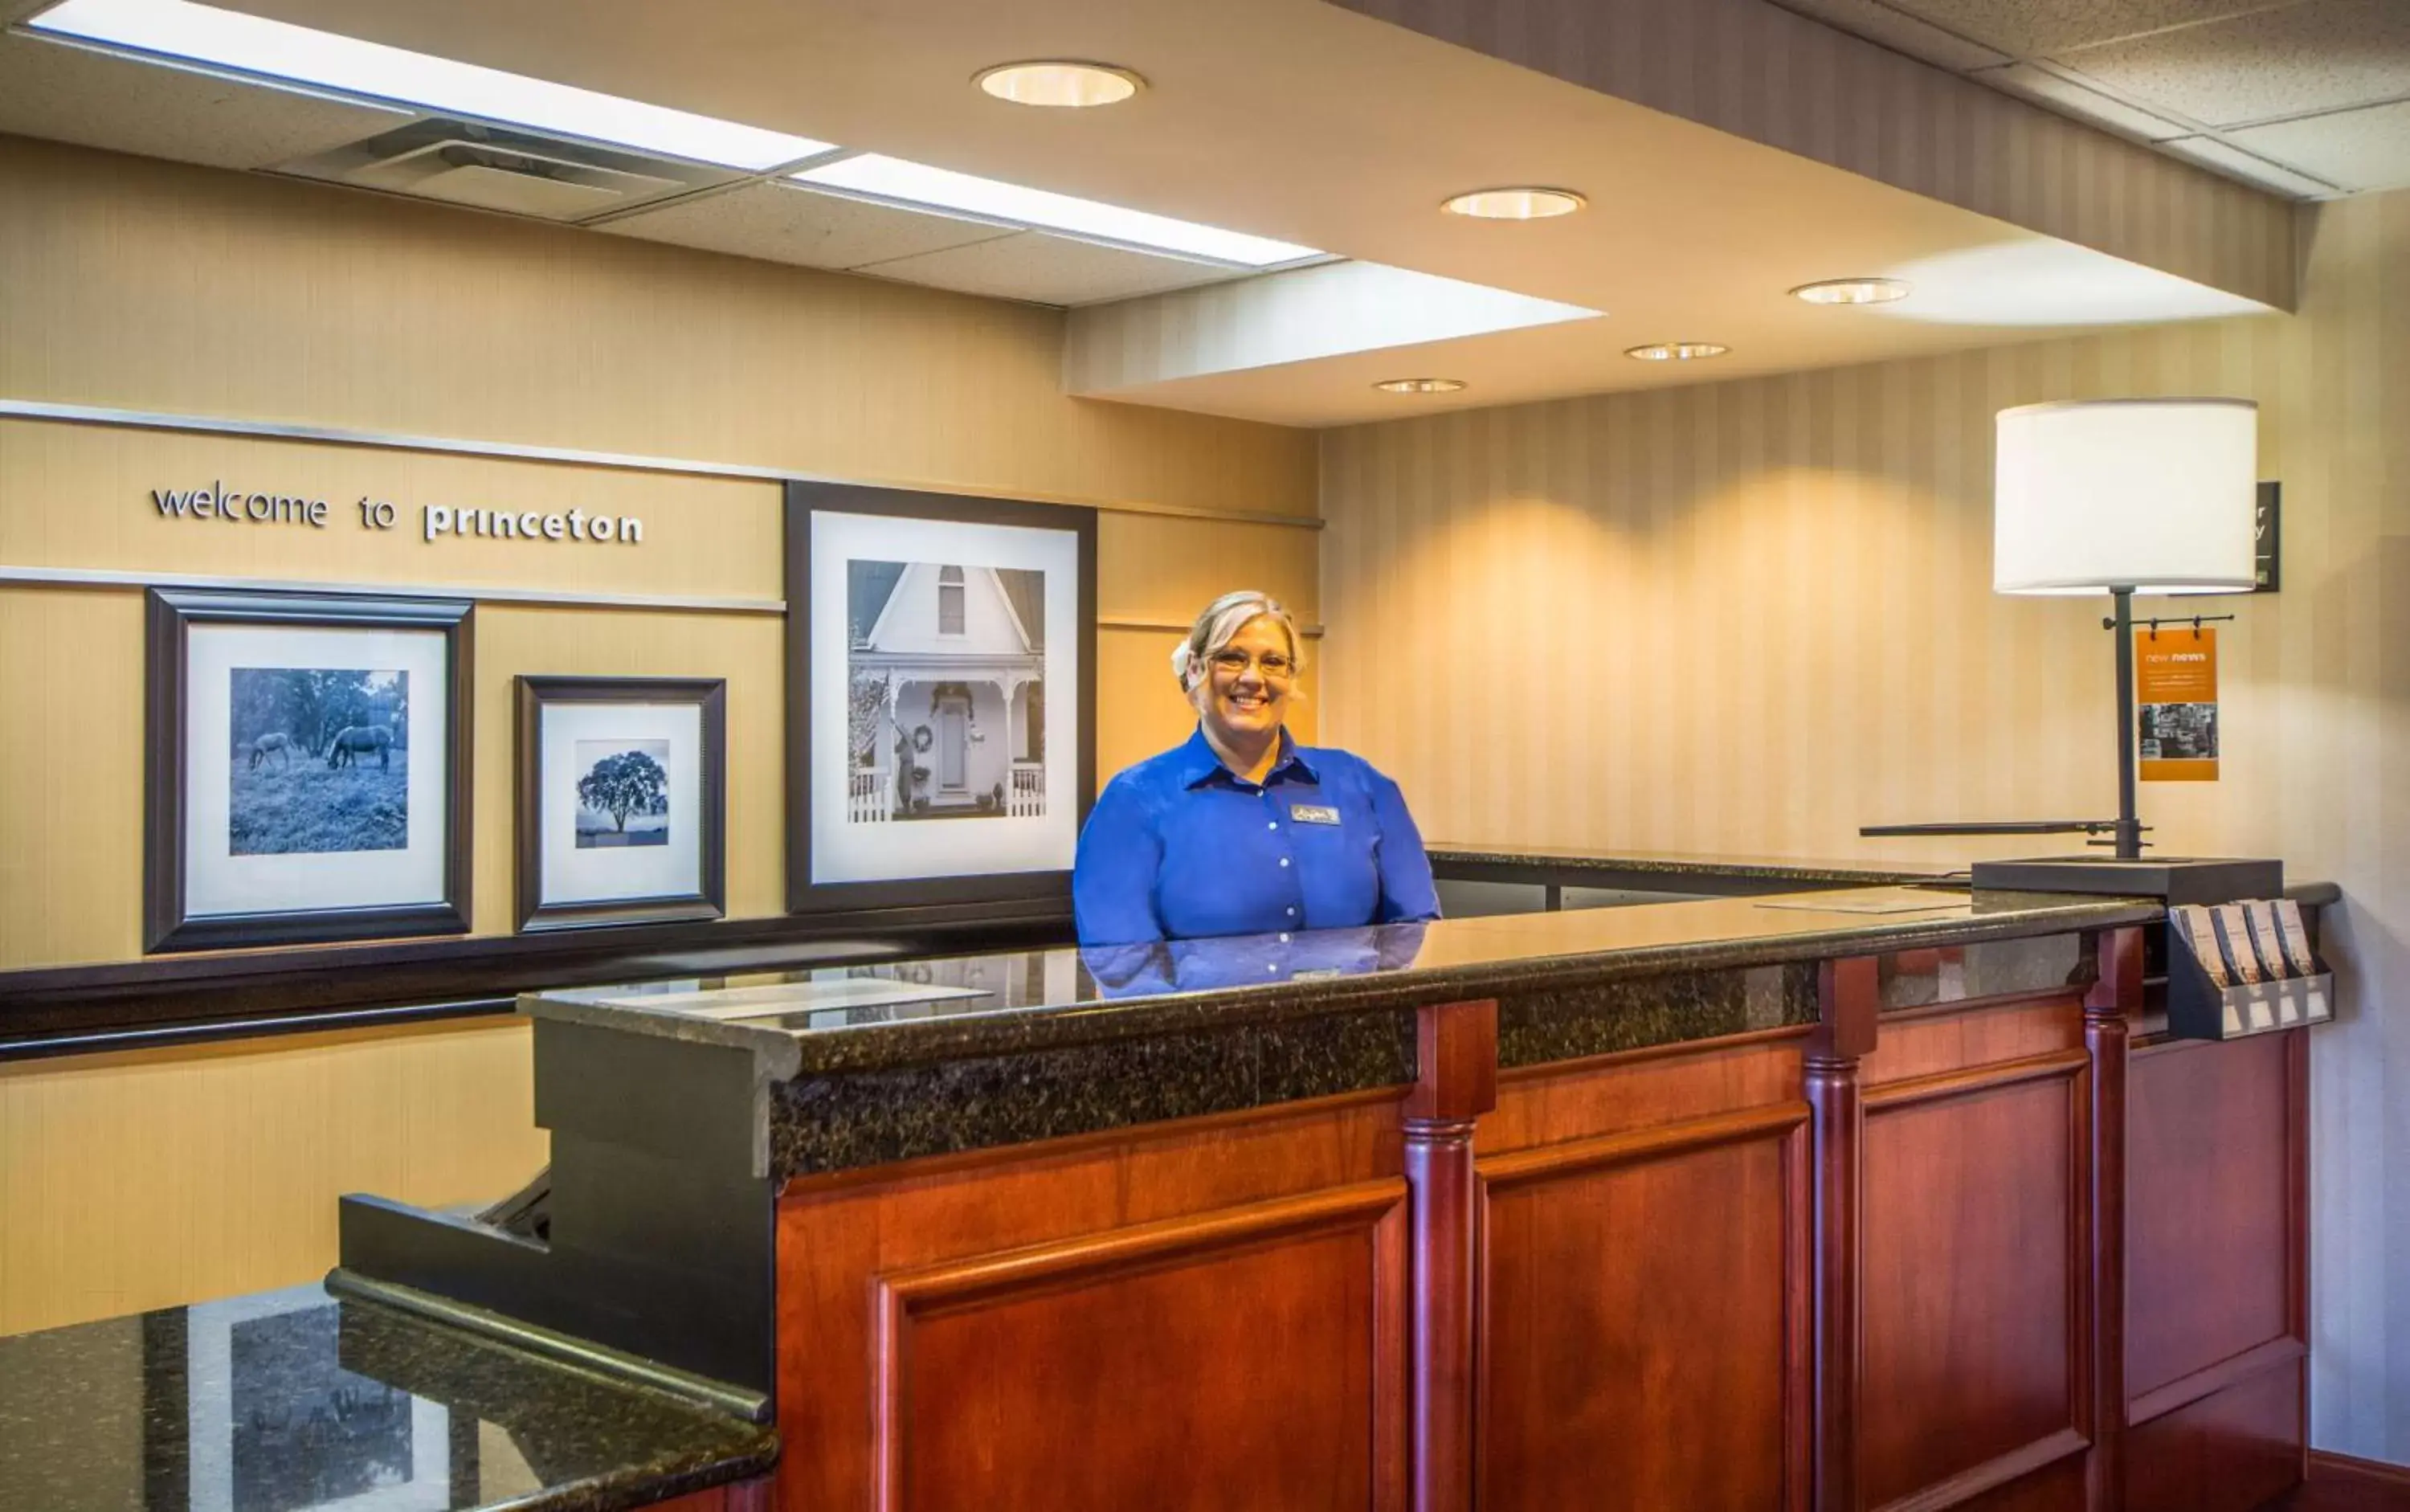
xmin=1772 ymin=0 xmax=2410 ymax=194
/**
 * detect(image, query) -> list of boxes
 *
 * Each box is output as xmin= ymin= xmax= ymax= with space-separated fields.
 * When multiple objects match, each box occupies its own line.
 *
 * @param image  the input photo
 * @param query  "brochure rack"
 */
xmin=2164 ymin=900 xmax=2334 ymax=1041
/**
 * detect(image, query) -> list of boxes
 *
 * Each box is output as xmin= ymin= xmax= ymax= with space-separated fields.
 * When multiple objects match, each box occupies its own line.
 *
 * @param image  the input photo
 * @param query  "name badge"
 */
xmin=1289 ymin=803 xmax=1342 ymax=826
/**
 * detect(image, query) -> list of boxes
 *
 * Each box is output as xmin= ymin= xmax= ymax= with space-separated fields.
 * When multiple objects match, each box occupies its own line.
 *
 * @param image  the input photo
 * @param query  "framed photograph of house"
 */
xmin=516 ymin=675 xmax=726 ymax=932
xmin=785 ymin=480 xmax=1097 ymax=913
xmin=144 ymin=589 xmax=472 ymax=953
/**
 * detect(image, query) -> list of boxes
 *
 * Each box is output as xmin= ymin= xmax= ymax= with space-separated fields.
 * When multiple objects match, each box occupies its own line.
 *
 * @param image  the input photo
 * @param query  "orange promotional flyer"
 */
xmin=2137 ymin=627 xmax=2218 ymax=782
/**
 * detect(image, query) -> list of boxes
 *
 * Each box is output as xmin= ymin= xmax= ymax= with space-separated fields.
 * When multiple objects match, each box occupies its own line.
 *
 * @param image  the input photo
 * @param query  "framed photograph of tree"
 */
xmin=785 ymin=481 xmax=1097 ymax=915
xmin=516 ymin=676 xmax=726 ymax=932
xmin=145 ymin=589 xmax=472 ymax=953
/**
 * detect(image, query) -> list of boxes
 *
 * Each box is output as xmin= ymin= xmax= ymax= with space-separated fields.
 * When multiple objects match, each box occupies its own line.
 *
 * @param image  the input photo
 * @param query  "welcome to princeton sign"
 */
xmin=149 ymin=480 xmax=646 ymax=546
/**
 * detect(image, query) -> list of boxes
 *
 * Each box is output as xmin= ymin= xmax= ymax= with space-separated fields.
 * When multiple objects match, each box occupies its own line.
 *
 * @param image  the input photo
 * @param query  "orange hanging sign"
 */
xmin=2137 ymin=627 xmax=2218 ymax=782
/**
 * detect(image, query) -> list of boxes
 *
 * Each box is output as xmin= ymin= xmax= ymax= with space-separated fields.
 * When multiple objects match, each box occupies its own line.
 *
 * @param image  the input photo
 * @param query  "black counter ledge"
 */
xmin=0 ymin=1281 xmax=774 ymax=1512
xmin=1425 ymin=841 xmax=1956 ymax=896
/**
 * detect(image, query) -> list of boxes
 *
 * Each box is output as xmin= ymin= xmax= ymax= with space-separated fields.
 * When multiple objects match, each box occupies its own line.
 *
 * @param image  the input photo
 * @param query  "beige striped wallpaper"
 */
xmin=1319 ymin=186 xmax=2410 ymax=1462
xmin=0 ymin=130 xmax=1316 ymax=1334
xmin=1332 ymin=0 xmax=2297 ymax=310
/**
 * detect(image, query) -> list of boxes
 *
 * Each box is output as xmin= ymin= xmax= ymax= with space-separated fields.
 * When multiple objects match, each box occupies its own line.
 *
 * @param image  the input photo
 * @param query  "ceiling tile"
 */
xmin=2053 ymin=0 xmax=2410 ymax=127
xmin=2228 ymin=96 xmax=2410 ymax=190
xmin=598 ymin=180 xmax=1011 ymax=270
xmin=856 ymin=232 xmax=1248 ymax=309
xmin=0 ymin=33 xmax=408 ymax=170
xmin=1977 ymin=61 xmax=2196 ymax=137
xmin=1877 ymin=0 xmax=2298 ymax=58
xmin=2159 ymin=133 xmax=2342 ymax=194
xmin=1763 ymin=0 xmax=2010 ymax=72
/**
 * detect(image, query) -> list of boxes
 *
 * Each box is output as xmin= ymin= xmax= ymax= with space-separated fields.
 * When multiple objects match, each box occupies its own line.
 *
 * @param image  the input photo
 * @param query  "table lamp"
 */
xmin=1865 ymin=396 xmax=2281 ymax=904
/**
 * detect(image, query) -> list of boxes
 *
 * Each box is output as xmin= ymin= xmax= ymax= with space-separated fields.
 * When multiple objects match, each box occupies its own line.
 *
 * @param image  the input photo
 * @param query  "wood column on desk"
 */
xmin=1402 ymin=999 xmax=1497 ymax=1512
xmin=2086 ymin=926 xmax=2144 ymax=1512
xmin=1809 ymin=956 xmax=1877 ymax=1512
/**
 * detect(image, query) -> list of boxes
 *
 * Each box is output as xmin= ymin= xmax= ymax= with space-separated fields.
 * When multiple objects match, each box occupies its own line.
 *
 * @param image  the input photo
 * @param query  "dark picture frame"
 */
xmin=783 ymin=480 xmax=1097 ymax=915
xmin=144 ymin=589 xmax=473 ymax=954
xmin=515 ymin=675 xmax=727 ymax=932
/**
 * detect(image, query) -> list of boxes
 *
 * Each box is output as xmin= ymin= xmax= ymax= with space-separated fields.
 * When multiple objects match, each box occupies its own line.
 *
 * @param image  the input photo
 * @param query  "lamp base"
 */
xmin=1971 ymin=855 xmax=2281 ymax=907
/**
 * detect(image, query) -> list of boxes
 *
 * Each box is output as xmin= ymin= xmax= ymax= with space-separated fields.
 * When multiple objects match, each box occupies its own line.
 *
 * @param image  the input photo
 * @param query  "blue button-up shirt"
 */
xmin=1072 ymin=728 xmax=1441 ymax=946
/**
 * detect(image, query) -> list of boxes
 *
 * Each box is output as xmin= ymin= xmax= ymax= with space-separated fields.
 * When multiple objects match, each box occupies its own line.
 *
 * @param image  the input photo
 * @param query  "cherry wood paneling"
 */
xmin=1862 ymin=1065 xmax=2089 ymax=1511
xmin=2128 ymin=1035 xmax=2298 ymax=1405
xmin=2125 ymin=1358 xmax=2303 ymax=1512
xmin=1477 ymin=1108 xmax=1807 ymax=1512
xmin=874 ymin=1183 xmax=1404 ymax=1512
xmin=774 ymin=1092 xmax=1404 ymax=1512
xmin=1482 ymin=1032 xmax=1803 ymax=1154
xmin=647 ymin=1483 xmax=771 ymax=1512
xmin=1858 ymin=994 xmax=2083 ymax=1090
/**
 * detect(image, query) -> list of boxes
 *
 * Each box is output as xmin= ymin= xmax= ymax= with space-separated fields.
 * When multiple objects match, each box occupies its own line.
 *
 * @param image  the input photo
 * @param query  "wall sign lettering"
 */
xmin=147 ymin=480 xmax=644 ymax=546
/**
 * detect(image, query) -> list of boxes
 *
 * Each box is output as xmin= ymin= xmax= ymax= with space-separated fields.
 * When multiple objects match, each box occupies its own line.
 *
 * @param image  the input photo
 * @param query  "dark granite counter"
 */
xmin=528 ymin=885 xmax=2151 ymax=1078
xmin=0 ymin=1282 xmax=774 ymax=1512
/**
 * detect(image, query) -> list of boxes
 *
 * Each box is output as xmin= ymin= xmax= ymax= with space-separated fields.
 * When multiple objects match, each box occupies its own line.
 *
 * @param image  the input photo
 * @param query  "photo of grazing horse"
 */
xmin=326 ymin=725 xmax=395 ymax=770
xmin=228 ymin=666 xmax=409 ymax=856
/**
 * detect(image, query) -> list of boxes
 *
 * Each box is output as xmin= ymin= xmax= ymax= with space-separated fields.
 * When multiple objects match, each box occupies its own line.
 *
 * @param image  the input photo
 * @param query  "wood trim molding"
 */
xmin=1872 ymin=1426 xmax=2090 ymax=1512
xmin=868 ymin=1179 xmax=1409 ymax=1512
xmin=2308 ymin=1450 xmax=2410 ymax=1493
xmin=2086 ymin=925 xmax=2143 ymax=1512
xmin=1861 ymin=1048 xmax=2092 ymax=1111
xmin=1404 ymin=999 xmax=1497 ymax=1512
xmin=1476 ymin=1101 xmax=1809 ymax=1188
xmin=2127 ymin=1336 xmax=2309 ymax=1428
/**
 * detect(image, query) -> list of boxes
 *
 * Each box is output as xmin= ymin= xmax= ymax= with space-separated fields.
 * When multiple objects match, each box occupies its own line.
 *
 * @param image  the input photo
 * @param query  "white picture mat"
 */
xmin=187 ymin=1287 xmax=450 ymax=1512
xmin=185 ymin=623 xmax=449 ymax=918
xmin=539 ymin=701 xmax=704 ymax=905
xmin=810 ymin=509 xmax=1080 ymax=885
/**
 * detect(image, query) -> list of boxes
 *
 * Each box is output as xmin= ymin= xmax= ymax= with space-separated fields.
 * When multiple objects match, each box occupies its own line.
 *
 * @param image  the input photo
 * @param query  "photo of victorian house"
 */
xmin=846 ymin=560 xmax=1047 ymax=821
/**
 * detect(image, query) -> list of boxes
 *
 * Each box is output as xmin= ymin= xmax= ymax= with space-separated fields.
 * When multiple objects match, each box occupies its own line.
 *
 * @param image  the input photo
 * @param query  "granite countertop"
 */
xmin=1424 ymin=842 xmax=1958 ymax=886
xmin=0 ymin=1282 xmax=775 ymax=1512
xmin=529 ymin=885 xmax=2160 ymax=1077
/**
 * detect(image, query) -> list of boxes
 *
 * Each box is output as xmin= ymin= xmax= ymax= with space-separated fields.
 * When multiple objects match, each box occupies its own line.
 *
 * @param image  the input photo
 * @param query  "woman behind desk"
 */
xmin=1073 ymin=590 xmax=1440 ymax=945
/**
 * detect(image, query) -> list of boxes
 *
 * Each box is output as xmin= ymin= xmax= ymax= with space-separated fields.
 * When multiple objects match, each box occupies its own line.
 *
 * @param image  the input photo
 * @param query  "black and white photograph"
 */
xmin=846 ymin=560 xmax=1048 ymax=823
xmin=786 ymin=481 xmax=1096 ymax=913
xmin=145 ymin=590 xmax=471 ymax=954
xmin=517 ymin=676 xmax=724 ymax=932
xmin=574 ymin=738 xmax=671 ymax=848
xmin=2141 ymin=702 xmax=2219 ymax=761
xmin=184 ymin=1288 xmax=450 ymax=1512
xmin=228 ymin=668 xmax=410 ymax=856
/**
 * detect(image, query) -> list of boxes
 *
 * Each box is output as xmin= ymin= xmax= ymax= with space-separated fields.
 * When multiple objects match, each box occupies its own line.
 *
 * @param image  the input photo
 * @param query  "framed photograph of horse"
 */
xmin=516 ymin=675 xmax=726 ymax=932
xmin=784 ymin=480 xmax=1097 ymax=915
xmin=144 ymin=588 xmax=472 ymax=953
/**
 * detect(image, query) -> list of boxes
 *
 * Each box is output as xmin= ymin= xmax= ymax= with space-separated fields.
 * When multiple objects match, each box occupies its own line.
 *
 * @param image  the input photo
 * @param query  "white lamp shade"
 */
xmin=1994 ymin=398 xmax=2258 ymax=595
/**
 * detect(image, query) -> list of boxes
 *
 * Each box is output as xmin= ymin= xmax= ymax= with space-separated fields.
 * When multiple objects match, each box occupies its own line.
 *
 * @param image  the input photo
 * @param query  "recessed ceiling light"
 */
xmin=1441 ymin=187 xmax=1585 ymax=220
xmin=1373 ymin=378 xmax=1467 ymax=394
xmin=1625 ymin=341 xmax=1730 ymax=362
xmin=27 ymin=0 xmax=834 ymax=170
xmin=793 ymin=154 xmax=1320 ymax=267
xmin=1791 ymin=276 xmax=1912 ymax=305
xmin=974 ymin=60 xmax=1144 ymax=108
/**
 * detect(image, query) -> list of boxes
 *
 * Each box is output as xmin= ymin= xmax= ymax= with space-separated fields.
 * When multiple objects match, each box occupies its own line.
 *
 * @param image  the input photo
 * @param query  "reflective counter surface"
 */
xmin=0 ymin=1282 xmax=774 ymax=1512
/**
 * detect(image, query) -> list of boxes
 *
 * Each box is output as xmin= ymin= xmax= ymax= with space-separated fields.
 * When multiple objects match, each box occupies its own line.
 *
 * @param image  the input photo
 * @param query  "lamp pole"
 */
xmin=2110 ymin=586 xmax=2142 ymax=860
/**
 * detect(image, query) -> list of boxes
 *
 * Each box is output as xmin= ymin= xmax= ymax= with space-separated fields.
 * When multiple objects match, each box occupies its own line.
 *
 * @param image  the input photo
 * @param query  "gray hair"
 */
xmin=1171 ymin=590 xmax=1303 ymax=693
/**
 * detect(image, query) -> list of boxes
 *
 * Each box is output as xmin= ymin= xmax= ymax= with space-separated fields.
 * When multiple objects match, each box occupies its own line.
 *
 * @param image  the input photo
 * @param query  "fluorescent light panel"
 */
xmin=795 ymin=154 xmax=1320 ymax=268
xmin=27 ymin=0 xmax=834 ymax=170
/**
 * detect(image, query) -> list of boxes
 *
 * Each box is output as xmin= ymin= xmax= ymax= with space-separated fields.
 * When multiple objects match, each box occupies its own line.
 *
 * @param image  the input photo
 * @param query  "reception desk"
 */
xmin=326 ymin=878 xmax=2318 ymax=1512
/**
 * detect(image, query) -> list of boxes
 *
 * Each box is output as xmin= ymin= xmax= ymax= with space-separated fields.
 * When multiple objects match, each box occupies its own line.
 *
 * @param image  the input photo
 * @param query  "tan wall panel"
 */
xmin=469 ymin=606 xmax=786 ymax=932
xmin=0 ymin=587 xmax=143 ymax=970
xmin=0 ymin=1019 xmax=545 ymax=1337
xmin=1319 ymin=187 xmax=2410 ymax=1461
xmin=0 ymin=134 xmax=1316 ymax=520
xmin=1098 ymin=510 xmax=1319 ymax=626
xmin=0 ymin=419 xmax=782 ymax=599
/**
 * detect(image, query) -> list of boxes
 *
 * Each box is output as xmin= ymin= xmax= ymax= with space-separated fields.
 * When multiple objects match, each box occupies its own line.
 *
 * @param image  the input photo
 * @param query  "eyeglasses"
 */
xmin=1207 ymin=648 xmax=1297 ymax=680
